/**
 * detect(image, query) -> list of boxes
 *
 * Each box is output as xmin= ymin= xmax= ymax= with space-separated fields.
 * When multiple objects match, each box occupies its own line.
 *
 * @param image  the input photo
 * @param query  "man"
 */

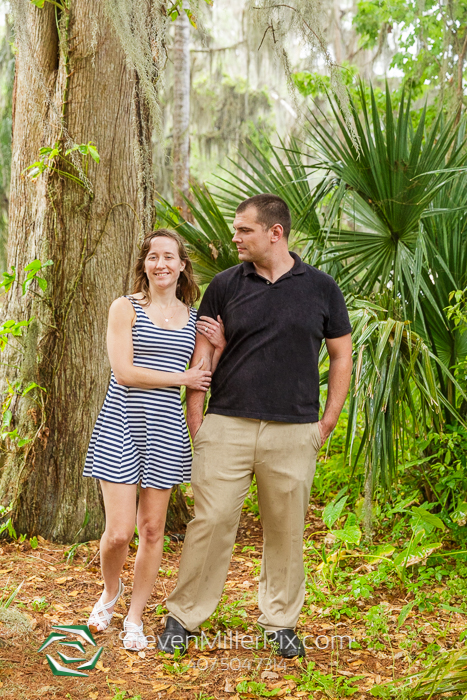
xmin=158 ymin=194 xmax=352 ymax=657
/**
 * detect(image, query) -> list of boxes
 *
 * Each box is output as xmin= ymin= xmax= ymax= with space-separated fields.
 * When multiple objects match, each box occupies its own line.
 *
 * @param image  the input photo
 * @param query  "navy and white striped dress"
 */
xmin=83 ymin=296 xmax=196 ymax=489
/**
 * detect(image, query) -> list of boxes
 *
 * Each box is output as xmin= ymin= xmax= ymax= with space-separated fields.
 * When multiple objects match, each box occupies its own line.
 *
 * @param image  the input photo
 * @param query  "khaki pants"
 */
xmin=166 ymin=414 xmax=321 ymax=632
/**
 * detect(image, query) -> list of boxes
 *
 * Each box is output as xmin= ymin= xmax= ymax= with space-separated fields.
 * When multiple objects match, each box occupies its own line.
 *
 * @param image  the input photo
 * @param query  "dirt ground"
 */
xmin=0 ymin=504 xmax=464 ymax=700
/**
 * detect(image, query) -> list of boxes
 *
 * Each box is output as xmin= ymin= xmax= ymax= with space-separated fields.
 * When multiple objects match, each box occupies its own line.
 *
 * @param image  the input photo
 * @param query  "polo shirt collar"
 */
xmin=242 ymin=251 xmax=306 ymax=277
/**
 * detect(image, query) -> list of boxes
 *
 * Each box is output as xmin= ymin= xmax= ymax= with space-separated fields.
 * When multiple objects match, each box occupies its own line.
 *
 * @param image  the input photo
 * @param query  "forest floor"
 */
xmin=0 ymin=501 xmax=465 ymax=700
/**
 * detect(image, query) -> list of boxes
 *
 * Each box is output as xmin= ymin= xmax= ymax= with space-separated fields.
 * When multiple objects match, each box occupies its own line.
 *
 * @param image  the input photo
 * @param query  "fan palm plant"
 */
xmin=308 ymin=85 xmax=467 ymax=481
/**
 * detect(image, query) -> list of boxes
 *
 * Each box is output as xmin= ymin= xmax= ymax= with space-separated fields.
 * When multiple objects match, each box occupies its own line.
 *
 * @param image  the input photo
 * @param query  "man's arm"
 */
xmin=319 ymin=333 xmax=353 ymax=446
xmin=186 ymin=333 xmax=215 ymax=439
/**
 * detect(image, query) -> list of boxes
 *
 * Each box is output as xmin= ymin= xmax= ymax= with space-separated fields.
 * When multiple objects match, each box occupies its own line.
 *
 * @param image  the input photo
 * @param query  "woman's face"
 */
xmin=144 ymin=237 xmax=186 ymax=291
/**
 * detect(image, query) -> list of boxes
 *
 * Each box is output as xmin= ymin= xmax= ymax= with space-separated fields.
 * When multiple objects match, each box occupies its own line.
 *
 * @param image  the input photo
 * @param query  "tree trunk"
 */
xmin=0 ymin=0 xmax=141 ymax=542
xmin=172 ymin=5 xmax=191 ymax=216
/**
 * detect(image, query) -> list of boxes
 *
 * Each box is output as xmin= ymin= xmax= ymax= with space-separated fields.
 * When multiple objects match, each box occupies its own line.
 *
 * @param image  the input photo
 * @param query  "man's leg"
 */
xmin=254 ymin=421 xmax=321 ymax=632
xmin=166 ymin=414 xmax=257 ymax=632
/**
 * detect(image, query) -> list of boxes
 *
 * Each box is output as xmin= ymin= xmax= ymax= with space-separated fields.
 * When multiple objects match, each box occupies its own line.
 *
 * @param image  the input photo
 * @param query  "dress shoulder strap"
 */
xmin=124 ymin=295 xmax=142 ymax=310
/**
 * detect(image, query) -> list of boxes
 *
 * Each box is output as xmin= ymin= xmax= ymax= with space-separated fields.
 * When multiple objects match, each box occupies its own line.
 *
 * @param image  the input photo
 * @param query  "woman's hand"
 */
xmin=196 ymin=315 xmax=226 ymax=351
xmin=183 ymin=358 xmax=212 ymax=391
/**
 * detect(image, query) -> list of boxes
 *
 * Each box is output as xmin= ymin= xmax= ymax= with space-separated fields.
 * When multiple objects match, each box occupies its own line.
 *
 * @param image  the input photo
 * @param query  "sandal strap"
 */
xmin=88 ymin=579 xmax=124 ymax=628
xmin=120 ymin=616 xmax=148 ymax=650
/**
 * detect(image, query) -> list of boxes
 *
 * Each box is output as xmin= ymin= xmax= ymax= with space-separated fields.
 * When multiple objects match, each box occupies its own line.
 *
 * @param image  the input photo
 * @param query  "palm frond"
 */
xmin=344 ymin=298 xmax=467 ymax=491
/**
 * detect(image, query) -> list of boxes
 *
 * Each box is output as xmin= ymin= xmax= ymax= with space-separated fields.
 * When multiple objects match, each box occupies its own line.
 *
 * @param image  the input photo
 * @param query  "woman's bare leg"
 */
xmin=98 ymin=481 xmax=137 ymax=619
xmin=126 ymin=486 xmax=172 ymax=631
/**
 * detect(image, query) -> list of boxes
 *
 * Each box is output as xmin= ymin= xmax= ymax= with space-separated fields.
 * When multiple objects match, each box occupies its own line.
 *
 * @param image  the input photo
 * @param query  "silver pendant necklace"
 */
xmin=154 ymin=303 xmax=177 ymax=323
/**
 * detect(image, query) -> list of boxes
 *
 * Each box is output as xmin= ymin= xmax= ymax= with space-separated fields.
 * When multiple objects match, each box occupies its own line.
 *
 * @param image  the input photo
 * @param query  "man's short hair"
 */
xmin=236 ymin=194 xmax=292 ymax=239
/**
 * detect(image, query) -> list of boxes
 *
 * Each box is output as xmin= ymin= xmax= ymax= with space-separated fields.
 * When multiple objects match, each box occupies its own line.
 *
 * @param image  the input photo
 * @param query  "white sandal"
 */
xmin=88 ymin=579 xmax=125 ymax=632
xmin=119 ymin=616 xmax=155 ymax=651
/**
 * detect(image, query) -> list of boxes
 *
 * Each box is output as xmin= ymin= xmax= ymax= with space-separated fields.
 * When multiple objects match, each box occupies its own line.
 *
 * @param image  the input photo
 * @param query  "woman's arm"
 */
xmin=107 ymin=297 xmax=211 ymax=391
xmin=196 ymin=315 xmax=226 ymax=373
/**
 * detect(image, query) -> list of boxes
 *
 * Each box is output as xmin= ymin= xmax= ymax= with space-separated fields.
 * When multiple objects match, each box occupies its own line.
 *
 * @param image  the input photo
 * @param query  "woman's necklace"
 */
xmin=153 ymin=302 xmax=179 ymax=323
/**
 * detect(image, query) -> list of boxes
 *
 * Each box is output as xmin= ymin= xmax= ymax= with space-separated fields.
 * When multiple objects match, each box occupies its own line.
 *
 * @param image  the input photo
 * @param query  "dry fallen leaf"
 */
xmin=107 ymin=678 xmax=126 ymax=684
xmin=95 ymin=660 xmax=110 ymax=673
xmin=261 ymin=671 xmax=279 ymax=680
xmin=55 ymin=577 xmax=72 ymax=584
xmin=68 ymin=591 xmax=79 ymax=597
xmin=152 ymin=683 xmax=171 ymax=692
xmin=224 ymin=678 xmax=235 ymax=693
xmin=166 ymin=687 xmax=176 ymax=695
xmin=89 ymin=693 xmax=99 ymax=700
xmin=138 ymin=651 xmax=146 ymax=659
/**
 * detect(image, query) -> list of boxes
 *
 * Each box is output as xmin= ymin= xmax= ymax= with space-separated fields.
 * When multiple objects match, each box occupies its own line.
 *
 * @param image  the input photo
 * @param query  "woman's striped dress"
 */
xmin=83 ymin=296 xmax=196 ymax=489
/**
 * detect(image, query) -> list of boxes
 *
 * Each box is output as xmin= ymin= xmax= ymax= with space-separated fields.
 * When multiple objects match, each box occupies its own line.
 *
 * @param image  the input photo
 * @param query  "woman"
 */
xmin=83 ymin=229 xmax=225 ymax=651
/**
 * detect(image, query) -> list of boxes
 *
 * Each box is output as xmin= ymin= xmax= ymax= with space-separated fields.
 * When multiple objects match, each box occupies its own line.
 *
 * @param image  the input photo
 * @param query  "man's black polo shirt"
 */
xmin=197 ymin=252 xmax=352 ymax=423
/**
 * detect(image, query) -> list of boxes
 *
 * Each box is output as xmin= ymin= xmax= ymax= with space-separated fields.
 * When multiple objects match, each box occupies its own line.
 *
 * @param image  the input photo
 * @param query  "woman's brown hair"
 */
xmin=132 ymin=229 xmax=200 ymax=307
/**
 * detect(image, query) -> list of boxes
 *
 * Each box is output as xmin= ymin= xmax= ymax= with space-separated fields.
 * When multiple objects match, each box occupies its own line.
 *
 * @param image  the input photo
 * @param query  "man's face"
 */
xmin=232 ymin=206 xmax=272 ymax=262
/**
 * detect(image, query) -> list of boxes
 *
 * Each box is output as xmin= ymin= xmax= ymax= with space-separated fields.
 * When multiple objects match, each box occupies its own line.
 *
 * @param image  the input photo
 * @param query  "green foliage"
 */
xmin=204 ymin=593 xmax=250 ymax=631
xmin=31 ymin=596 xmax=48 ymax=612
xmin=323 ymin=494 xmax=349 ymax=528
xmin=0 ymin=259 xmax=50 ymax=450
xmin=285 ymin=661 xmax=364 ymax=697
xmin=0 ymin=516 xmax=16 ymax=539
xmin=353 ymin=0 xmax=467 ymax=103
xmin=0 ymin=266 xmax=15 ymax=293
xmin=364 ymin=604 xmax=390 ymax=650
xmin=236 ymin=680 xmax=281 ymax=697
xmin=243 ymin=478 xmax=260 ymax=518
xmin=446 ymin=287 xmax=467 ymax=333
xmin=308 ymin=84 xmax=467 ymax=493
xmin=162 ymin=647 xmax=191 ymax=675
xmin=1 ymin=379 xmax=45 ymax=448
xmin=22 ymin=258 xmax=53 ymax=295
xmin=167 ymin=0 xmax=212 ymax=25
xmin=23 ymin=142 xmax=99 ymax=192
xmin=29 ymin=0 xmax=69 ymax=11
xmin=0 ymin=581 xmax=23 ymax=609
xmin=0 ymin=320 xmax=34 ymax=352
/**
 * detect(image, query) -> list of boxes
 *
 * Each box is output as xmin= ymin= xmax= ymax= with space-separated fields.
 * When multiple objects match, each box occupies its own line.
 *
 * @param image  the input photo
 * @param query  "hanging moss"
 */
xmin=0 ymin=16 xmax=14 ymax=270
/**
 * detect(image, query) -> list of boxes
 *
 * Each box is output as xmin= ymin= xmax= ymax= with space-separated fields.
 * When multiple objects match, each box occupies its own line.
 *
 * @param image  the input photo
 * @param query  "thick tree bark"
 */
xmin=172 ymin=5 xmax=191 ymax=216
xmin=0 ymin=0 xmax=140 ymax=542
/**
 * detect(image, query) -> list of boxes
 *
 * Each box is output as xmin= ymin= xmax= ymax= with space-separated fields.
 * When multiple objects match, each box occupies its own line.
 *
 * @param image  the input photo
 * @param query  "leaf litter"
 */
xmin=0 ymin=503 xmax=465 ymax=699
